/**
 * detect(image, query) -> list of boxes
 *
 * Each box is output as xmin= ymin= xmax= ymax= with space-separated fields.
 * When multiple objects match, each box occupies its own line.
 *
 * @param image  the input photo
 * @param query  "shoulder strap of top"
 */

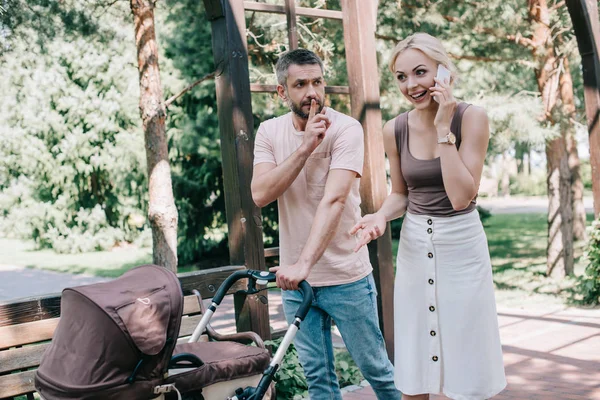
xmin=394 ymin=112 xmax=408 ymax=155
xmin=450 ymin=102 xmax=471 ymax=148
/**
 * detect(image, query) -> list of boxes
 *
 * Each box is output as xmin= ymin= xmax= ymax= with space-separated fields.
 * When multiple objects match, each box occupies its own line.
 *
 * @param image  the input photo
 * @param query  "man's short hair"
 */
xmin=275 ymin=48 xmax=324 ymax=87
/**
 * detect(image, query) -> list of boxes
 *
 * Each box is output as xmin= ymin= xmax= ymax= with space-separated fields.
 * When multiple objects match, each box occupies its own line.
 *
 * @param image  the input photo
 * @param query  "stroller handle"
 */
xmin=212 ymin=269 xmax=314 ymax=321
xmin=295 ymin=280 xmax=313 ymax=321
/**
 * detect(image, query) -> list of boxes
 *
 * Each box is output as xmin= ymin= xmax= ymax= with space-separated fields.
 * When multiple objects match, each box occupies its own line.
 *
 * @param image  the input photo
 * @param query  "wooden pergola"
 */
xmin=567 ymin=0 xmax=600 ymax=217
xmin=201 ymin=0 xmax=396 ymax=359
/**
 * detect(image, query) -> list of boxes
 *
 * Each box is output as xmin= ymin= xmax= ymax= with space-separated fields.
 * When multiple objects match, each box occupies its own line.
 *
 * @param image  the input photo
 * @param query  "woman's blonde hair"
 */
xmin=388 ymin=33 xmax=457 ymax=82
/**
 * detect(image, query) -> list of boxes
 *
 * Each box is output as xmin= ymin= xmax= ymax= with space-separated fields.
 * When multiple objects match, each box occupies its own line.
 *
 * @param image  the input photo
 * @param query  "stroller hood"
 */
xmin=35 ymin=264 xmax=183 ymax=399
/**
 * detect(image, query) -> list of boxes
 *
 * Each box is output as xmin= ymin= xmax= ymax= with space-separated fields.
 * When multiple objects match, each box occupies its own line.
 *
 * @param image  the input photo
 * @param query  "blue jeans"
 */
xmin=282 ymin=274 xmax=401 ymax=400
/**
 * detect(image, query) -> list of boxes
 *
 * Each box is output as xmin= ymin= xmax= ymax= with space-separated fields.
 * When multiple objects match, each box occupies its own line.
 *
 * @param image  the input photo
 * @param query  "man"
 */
xmin=251 ymin=49 xmax=400 ymax=400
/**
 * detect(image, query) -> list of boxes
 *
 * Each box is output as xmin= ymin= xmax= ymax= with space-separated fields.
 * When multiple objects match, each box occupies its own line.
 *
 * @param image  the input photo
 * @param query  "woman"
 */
xmin=350 ymin=33 xmax=506 ymax=400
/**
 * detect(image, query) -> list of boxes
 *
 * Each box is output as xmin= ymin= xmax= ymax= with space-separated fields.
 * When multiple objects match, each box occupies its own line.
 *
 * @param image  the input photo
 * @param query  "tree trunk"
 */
xmin=529 ymin=0 xmax=574 ymax=277
xmin=131 ymin=0 xmax=178 ymax=272
xmin=559 ymin=56 xmax=587 ymax=241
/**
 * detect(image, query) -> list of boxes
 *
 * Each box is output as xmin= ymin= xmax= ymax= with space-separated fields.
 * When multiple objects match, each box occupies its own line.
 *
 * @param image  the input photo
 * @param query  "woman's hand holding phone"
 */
xmin=430 ymin=64 xmax=456 ymax=132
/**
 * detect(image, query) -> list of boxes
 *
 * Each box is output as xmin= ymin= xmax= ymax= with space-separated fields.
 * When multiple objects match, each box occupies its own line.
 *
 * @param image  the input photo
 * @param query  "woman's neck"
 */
xmin=411 ymin=103 xmax=439 ymax=132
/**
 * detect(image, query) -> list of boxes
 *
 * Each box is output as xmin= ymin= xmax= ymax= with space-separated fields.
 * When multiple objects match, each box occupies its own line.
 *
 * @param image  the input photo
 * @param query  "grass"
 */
xmin=483 ymin=213 xmax=594 ymax=308
xmin=0 ymin=238 xmax=153 ymax=278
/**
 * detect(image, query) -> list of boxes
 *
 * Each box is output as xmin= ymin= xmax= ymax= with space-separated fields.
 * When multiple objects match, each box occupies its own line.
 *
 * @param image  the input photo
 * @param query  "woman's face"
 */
xmin=393 ymin=48 xmax=439 ymax=109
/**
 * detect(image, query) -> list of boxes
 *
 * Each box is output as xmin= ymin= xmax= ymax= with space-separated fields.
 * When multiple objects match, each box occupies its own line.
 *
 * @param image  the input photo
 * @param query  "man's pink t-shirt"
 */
xmin=253 ymin=108 xmax=372 ymax=287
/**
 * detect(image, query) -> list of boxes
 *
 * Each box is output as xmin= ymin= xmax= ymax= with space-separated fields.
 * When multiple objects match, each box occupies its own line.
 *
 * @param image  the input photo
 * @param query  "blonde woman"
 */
xmin=350 ymin=33 xmax=506 ymax=399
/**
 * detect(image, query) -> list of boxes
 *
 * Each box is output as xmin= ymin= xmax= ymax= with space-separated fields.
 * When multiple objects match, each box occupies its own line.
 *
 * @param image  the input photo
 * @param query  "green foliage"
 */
xmin=0 ymin=0 xmax=234 ymax=262
xmin=580 ymin=159 xmax=594 ymax=190
xmin=476 ymin=94 xmax=558 ymax=156
xmin=0 ymin=1 xmax=149 ymax=253
xmin=575 ymin=219 xmax=600 ymax=305
xmin=264 ymin=339 xmax=308 ymax=400
xmin=333 ymin=348 xmax=364 ymax=386
xmin=264 ymin=337 xmax=363 ymax=400
xmin=509 ymin=170 xmax=548 ymax=196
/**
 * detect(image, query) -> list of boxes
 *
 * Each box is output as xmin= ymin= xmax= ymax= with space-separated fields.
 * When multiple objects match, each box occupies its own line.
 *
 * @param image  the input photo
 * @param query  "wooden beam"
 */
xmin=264 ymin=246 xmax=280 ymax=258
xmin=251 ymin=83 xmax=350 ymax=94
xmin=284 ymin=0 xmax=298 ymax=49
xmin=202 ymin=0 xmax=270 ymax=340
xmin=340 ymin=0 xmax=395 ymax=362
xmin=566 ymin=0 xmax=600 ymax=217
xmin=243 ymin=1 xmax=343 ymax=20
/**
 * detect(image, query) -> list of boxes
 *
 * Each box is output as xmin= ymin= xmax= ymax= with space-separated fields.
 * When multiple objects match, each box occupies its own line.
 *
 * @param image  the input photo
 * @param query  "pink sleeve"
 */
xmin=330 ymin=122 xmax=364 ymax=177
xmin=253 ymin=124 xmax=276 ymax=166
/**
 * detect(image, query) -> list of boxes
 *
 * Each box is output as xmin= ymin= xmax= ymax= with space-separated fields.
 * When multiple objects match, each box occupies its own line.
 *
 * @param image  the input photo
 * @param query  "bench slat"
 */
xmin=182 ymin=295 xmax=202 ymax=316
xmin=0 ymin=294 xmax=61 ymax=327
xmin=0 ymin=369 xmax=36 ymax=398
xmin=0 ymin=265 xmax=247 ymax=327
xmin=0 ymin=342 xmax=50 ymax=374
xmin=0 ymin=318 xmax=59 ymax=350
xmin=178 ymin=315 xmax=203 ymax=337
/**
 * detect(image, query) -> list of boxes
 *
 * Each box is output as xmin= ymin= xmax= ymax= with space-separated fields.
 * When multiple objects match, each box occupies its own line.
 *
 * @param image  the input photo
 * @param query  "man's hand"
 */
xmin=301 ymin=99 xmax=330 ymax=155
xmin=269 ymin=263 xmax=310 ymax=291
xmin=349 ymin=212 xmax=387 ymax=252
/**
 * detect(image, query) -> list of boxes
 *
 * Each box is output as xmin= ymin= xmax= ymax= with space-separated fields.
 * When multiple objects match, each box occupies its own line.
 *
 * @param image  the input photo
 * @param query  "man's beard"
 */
xmin=287 ymin=97 xmax=323 ymax=119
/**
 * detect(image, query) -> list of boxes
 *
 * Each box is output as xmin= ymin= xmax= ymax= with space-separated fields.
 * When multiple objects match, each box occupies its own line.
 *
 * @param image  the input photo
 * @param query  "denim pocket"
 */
xmin=305 ymin=152 xmax=331 ymax=199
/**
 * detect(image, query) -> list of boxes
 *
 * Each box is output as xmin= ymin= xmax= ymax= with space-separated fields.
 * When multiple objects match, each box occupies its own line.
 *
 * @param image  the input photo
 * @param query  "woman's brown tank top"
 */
xmin=394 ymin=102 xmax=476 ymax=217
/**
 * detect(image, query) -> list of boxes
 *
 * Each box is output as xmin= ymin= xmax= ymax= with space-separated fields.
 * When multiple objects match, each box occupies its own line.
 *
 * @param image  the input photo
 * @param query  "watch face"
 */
xmin=448 ymin=132 xmax=456 ymax=144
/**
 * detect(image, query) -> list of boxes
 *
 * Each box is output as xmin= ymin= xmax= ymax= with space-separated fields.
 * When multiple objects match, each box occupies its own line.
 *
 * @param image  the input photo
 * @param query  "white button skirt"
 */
xmin=394 ymin=210 xmax=506 ymax=399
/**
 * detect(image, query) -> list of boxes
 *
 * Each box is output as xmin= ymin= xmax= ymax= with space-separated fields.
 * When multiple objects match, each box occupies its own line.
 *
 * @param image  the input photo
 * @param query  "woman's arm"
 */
xmin=437 ymin=106 xmax=489 ymax=210
xmin=350 ymin=119 xmax=408 ymax=251
xmin=430 ymin=78 xmax=489 ymax=210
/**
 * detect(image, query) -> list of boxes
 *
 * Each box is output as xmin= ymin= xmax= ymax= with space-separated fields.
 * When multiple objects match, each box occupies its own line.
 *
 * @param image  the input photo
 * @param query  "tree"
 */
xmin=130 ymin=0 xmax=178 ymax=272
xmin=523 ymin=0 xmax=573 ymax=277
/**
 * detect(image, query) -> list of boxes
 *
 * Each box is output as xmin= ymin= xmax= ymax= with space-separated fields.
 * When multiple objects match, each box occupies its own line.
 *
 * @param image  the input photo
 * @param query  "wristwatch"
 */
xmin=437 ymin=132 xmax=456 ymax=145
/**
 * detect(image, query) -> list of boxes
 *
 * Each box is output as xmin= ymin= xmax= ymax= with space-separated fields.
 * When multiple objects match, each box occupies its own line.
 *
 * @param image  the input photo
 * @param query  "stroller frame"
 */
xmin=172 ymin=269 xmax=313 ymax=400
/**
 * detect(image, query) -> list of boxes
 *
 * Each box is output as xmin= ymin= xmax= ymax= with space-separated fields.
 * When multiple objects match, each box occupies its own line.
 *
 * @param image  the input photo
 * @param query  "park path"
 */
xmin=342 ymin=305 xmax=600 ymax=400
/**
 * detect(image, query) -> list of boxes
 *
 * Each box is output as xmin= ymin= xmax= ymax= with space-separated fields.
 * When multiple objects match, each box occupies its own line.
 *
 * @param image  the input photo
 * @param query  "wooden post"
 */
xmin=202 ymin=0 xmax=270 ymax=339
xmin=284 ymin=0 xmax=298 ymax=50
xmin=341 ymin=0 xmax=395 ymax=361
xmin=566 ymin=0 xmax=600 ymax=217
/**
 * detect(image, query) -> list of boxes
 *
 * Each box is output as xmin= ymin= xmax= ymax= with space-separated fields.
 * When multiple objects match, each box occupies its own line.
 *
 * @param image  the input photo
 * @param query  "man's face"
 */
xmin=279 ymin=63 xmax=325 ymax=119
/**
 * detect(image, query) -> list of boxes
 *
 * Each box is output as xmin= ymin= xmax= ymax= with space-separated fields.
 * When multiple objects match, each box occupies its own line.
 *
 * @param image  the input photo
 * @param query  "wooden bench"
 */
xmin=0 ymin=265 xmax=254 ymax=400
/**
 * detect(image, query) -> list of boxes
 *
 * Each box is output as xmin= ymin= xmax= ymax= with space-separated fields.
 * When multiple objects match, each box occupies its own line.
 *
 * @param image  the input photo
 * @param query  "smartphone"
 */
xmin=433 ymin=64 xmax=451 ymax=103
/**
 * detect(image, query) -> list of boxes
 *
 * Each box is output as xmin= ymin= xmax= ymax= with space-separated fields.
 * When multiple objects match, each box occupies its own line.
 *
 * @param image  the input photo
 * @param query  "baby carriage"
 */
xmin=34 ymin=264 xmax=313 ymax=400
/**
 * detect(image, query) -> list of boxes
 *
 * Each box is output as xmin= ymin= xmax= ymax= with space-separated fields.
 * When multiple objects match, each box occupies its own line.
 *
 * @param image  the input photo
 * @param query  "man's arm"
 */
xmin=251 ymin=151 xmax=310 ymax=208
xmin=270 ymin=168 xmax=357 ymax=290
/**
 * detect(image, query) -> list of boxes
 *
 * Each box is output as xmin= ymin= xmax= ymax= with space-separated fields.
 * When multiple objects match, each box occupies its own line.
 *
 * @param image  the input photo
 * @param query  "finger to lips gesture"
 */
xmin=304 ymin=99 xmax=330 ymax=154
xmin=429 ymin=77 xmax=457 ymax=129
xmin=348 ymin=212 xmax=387 ymax=252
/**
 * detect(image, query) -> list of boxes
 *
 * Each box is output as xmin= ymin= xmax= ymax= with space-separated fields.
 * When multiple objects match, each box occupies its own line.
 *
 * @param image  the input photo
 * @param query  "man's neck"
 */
xmin=291 ymin=113 xmax=308 ymax=132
